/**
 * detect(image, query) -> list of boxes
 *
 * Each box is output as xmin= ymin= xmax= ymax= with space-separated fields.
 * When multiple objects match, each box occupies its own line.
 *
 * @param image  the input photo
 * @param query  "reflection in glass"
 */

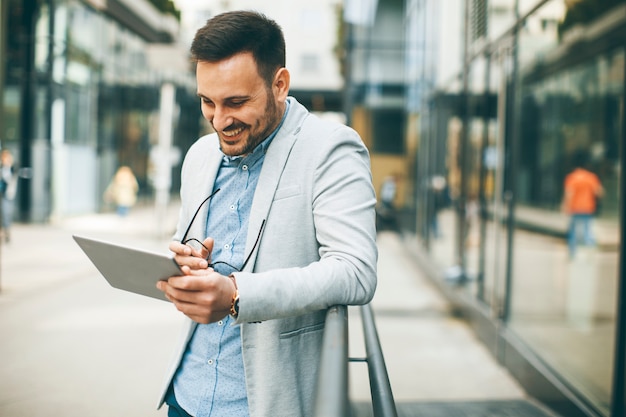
xmin=509 ymin=1 xmax=623 ymax=413
xmin=430 ymin=117 xmax=461 ymax=276
xmin=479 ymin=49 xmax=510 ymax=308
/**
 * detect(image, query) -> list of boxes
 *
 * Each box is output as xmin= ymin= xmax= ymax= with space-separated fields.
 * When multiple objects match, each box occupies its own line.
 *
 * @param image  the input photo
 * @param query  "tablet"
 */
xmin=73 ymin=234 xmax=182 ymax=302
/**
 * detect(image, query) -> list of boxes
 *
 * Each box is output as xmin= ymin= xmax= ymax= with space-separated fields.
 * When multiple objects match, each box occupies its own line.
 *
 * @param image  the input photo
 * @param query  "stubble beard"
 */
xmin=218 ymin=92 xmax=282 ymax=157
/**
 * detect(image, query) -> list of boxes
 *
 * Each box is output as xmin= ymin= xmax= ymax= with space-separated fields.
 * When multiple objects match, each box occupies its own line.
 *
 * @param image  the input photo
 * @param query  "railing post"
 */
xmin=361 ymin=303 xmax=398 ymax=417
xmin=313 ymin=305 xmax=349 ymax=417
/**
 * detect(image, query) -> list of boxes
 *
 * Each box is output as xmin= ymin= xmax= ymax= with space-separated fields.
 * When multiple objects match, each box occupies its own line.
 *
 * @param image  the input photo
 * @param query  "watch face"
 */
xmin=230 ymin=290 xmax=240 ymax=318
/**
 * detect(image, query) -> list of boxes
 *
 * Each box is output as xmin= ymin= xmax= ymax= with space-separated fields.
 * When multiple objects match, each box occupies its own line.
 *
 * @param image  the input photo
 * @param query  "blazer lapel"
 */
xmin=243 ymin=98 xmax=309 ymax=271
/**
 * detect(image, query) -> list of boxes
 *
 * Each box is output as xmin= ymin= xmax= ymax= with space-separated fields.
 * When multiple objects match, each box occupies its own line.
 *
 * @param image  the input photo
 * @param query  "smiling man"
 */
xmin=156 ymin=11 xmax=377 ymax=417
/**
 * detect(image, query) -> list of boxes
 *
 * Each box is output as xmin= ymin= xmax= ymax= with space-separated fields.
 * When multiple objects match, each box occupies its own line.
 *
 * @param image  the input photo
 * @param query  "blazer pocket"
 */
xmin=279 ymin=322 xmax=325 ymax=339
xmin=274 ymin=185 xmax=301 ymax=201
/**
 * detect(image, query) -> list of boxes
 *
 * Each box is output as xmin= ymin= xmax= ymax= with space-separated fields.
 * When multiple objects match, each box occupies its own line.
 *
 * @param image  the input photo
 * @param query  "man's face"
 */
xmin=196 ymin=52 xmax=288 ymax=156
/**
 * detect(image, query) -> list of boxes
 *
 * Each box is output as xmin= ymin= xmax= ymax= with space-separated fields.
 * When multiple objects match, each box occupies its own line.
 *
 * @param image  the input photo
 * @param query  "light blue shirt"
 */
xmin=173 ymin=103 xmax=289 ymax=417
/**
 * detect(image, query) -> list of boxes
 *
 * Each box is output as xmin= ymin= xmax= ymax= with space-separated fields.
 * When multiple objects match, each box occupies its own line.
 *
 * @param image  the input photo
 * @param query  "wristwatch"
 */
xmin=230 ymin=290 xmax=240 ymax=318
xmin=229 ymin=273 xmax=240 ymax=318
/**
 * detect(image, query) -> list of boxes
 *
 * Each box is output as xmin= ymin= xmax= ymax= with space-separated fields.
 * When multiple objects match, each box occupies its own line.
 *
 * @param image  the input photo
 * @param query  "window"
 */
xmin=372 ymin=109 xmax=405 ymax=155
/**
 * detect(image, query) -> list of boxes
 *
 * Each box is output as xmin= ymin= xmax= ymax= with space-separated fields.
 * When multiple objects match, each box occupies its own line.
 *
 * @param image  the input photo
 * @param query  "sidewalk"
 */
xmin=0 ymin=201 xmax=180 ymax=298
xmin=350 ymin=231 xmax=559 ymax=416
xmin=0 ymin=203 xmax=558 ymax=416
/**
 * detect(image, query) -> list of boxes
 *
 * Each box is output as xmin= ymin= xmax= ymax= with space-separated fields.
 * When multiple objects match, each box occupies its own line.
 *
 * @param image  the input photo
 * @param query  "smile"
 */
xmin=222 ymin=126 xmax=245 ymax=138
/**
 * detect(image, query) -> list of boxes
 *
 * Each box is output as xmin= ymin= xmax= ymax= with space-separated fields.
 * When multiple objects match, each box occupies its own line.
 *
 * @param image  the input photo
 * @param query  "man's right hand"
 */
xmin=169 ymin=237 xmax=214 ymax=270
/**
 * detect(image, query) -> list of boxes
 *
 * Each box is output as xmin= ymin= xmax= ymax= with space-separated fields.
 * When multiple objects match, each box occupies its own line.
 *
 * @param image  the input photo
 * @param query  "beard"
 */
xmin=217 ymin=91 xmax=282 ymax=157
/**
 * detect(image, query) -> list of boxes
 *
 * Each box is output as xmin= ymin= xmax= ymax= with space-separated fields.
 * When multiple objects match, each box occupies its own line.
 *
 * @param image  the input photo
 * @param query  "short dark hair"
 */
xmin=191 ymin=11 xmax=286 ymax=87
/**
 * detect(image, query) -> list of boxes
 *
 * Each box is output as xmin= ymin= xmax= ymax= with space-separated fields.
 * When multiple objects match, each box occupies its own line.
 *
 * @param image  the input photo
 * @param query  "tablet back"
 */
xmin=73 ymin=234 xmax=181 ymax=302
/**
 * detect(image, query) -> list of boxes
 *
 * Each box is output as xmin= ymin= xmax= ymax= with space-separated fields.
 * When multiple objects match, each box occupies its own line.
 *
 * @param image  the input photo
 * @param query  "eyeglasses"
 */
xmin=180 ymin=188 xmax=265 ymax=272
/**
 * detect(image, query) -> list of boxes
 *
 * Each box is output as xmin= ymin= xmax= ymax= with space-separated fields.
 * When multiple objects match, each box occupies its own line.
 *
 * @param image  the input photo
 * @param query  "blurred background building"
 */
xmin=0 ymin=0 xmax=201 ymax=223
xmin=393 ymin=1 xmax=624 ymax=417
xmin=1 ymin=0 xmax=625 ymax=416
xmin=174 ymin=0 xmax=346 ymax=113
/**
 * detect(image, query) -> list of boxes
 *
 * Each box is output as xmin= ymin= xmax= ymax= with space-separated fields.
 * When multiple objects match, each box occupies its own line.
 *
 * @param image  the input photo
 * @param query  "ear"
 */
xmin=273 ymin=68 xmax=290 ymax=102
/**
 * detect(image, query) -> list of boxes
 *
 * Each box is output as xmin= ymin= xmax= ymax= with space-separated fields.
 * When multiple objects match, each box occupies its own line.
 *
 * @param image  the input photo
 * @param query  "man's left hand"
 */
xmin=156 ymin=267 xmax=237 ymax=324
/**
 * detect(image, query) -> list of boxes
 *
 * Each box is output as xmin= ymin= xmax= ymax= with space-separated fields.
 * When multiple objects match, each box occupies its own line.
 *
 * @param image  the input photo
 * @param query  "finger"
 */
xmin=200 ymin=237 xmax=215 ymax=260
xmin=170 ymin=241 xmax=207 ymax=266
xmin=169 ymin=241 xmax=192 ymax=256
xmin=156 ymin=280 xmax=177 ymax=304
xmin=156 ymin=272 xmax=193 ymax=295
xmin=174 ymin=254 xmax=208 ymax=270
xmin=178 ymin=265 xmax=214 ymax=276
xmin=156 ymin=280 xmax=167 ymax=293
xmin=188 ymin=245 xmax=208 ymax=259
xmin=157 ymin=279 xmax=197 ymax=307
xmin=166 ymin=272 xmax=214 ymax=292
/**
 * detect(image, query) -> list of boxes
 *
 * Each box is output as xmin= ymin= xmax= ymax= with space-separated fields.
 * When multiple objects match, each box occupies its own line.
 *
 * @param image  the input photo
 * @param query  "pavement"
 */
xmin=0 ymin=201 xmax=560 ymax=416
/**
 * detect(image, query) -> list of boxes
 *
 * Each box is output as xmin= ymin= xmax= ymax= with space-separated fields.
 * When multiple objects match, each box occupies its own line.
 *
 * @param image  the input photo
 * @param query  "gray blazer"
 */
xmin=157 ymin=97 xmax=378 ymax=417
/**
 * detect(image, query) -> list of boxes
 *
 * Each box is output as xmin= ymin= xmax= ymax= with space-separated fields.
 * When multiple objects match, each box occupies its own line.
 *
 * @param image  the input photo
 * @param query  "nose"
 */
xmin=209 ymin=105 xmax=233 ymax=132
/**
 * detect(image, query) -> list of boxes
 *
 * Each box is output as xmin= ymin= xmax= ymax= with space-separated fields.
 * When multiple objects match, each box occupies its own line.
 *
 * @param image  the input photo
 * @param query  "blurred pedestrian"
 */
xmin=380 ymin=174 xmax=398 ymax=211
xmin=155 ymin=11 xmax=377 ymax=417
xmin=0 ymin=149 xmax=17 ymax=243
xmin=430 ymin=175 xmax=449 ymax=239
xmin=104 ymin=166 xmax=139 ymax=216
xmin=562 ymin=151 xmax=604 ymax=258
xmin=377 ymin=173 xmax=399 ymax=231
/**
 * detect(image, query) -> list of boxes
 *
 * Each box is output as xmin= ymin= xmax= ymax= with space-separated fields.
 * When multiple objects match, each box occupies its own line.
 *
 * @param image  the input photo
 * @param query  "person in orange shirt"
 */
xmin=562 ymin=152 xmax=604 ymax=258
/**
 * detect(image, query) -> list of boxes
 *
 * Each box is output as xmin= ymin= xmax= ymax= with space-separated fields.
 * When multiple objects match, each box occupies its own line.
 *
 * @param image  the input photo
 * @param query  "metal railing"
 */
xmin=313 ymin=304 xmax=398 ymax=417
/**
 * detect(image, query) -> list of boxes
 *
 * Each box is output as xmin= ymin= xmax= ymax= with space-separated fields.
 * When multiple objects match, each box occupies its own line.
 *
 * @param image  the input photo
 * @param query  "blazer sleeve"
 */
xmin=233 ymin=123 xmax=378 ymax=322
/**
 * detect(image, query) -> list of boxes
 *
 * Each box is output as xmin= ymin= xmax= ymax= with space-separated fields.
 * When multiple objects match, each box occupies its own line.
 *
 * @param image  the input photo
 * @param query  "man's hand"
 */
xmin=157 ymin=268 xmax=237 ymax=324
xmin=169 ymin=237 xmax=214 ymax=270
xmin=160 ymin=237 xmax=237 ymax=324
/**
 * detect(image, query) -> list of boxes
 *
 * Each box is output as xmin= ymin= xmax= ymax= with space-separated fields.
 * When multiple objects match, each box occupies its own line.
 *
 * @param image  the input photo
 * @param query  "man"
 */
xmin=562 ymin=151 xmax=604 ymax=258
xmin=156 ymin=11 xmax=377 ymax=417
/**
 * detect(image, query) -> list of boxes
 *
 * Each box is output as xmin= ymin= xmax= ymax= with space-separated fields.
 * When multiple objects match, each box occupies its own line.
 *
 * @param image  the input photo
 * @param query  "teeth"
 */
xmin=223 ymin=127 xmax=244 ymax=137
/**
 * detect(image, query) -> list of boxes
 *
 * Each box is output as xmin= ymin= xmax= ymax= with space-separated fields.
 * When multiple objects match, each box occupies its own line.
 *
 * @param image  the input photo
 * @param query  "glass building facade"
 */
xmin=402 ymin=1 xmax=625 ymax=416
xmin=1 ymin=0 xmax=201 ymax=222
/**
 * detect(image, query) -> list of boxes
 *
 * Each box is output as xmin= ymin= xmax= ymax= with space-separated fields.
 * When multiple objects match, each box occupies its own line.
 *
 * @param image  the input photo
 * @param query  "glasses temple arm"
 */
xmin=180 ymin=188 xmax=221 ymax=243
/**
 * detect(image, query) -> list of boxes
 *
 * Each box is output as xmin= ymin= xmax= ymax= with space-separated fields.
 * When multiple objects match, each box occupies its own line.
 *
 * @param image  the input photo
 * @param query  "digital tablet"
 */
xmin=73 ymin=234 xmax=182 ymax=302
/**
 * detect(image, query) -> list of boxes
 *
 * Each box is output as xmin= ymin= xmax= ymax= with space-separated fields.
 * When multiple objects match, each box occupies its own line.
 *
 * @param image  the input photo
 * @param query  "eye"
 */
xmin=227 ymin=99 xmax=247 ymax=108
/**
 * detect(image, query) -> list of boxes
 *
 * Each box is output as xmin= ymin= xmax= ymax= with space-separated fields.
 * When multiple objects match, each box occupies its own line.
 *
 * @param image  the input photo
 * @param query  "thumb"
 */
xmin=201 ymin=237 xmax=215 ymax=260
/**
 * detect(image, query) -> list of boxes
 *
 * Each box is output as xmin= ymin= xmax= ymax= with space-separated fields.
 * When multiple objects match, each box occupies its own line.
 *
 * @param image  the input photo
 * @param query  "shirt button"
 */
xmin=242 ymin=165 xmax=248 ymax=171
xmin=229 ymin=204 xmax=236 ymax=211
xmin=218 ymin=320 xmax=224 ymax=326
xmin=207 ymin=359 xmax=214 ymax=365
xmin=224 ymin=243 xmax=230 ymax=250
